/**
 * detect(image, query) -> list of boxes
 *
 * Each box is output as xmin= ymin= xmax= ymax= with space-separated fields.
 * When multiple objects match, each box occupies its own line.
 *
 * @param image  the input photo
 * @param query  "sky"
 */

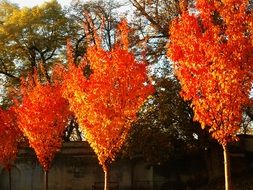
xmin=10 ymin=0 xmax=132 ymax=17
xmin=11 ymin=0 xmax=73 ymax=8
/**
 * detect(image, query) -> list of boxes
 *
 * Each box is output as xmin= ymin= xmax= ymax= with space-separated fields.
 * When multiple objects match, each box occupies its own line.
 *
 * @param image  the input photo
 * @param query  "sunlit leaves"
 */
xmin=168 ymin=0 xmax=253 ymax=146
xmin=62 ymin=20 xmax=154 ymax=171
xmin=0 ymin=106 xmax=21 ymax=170
xmin=16 ymin=71 xmax=71 ymax=171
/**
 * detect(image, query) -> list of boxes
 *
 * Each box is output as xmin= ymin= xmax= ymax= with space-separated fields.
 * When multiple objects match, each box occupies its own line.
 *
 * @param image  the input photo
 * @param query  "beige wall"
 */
xmin=0 ymin=142 xmax=154 ymax=190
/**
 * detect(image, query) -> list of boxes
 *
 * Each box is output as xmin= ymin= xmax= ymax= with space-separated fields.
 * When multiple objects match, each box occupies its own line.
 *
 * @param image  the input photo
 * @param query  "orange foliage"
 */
xmin=62 ymin=20 xmax=154 ymax=171
xmin=16 ymin=70 xmax=71 ymax=171
xmin=0 ymin=106 xmax=21 ymax=170
xmin=168 ymin=0 xmax=253 ymax=146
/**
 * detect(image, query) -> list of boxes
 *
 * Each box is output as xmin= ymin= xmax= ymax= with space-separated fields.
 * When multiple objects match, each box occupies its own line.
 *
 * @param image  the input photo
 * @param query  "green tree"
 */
xmin=0 ymin=0 xmax=68 ymax=102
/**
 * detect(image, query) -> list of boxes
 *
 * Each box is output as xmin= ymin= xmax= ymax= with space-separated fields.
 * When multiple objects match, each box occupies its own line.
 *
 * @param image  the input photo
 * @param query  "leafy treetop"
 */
xmin=0 ymin=106 xmax=22 ymax=170
xmin=16 ymin=69 xmax=71 ymax=171
xmin=62 ymin=20 xmax=155 ymax=171
xmin=168 ymin=0 xmax=253 ymax=146
xmin=0 ymin=0 xmax=68 ymax=81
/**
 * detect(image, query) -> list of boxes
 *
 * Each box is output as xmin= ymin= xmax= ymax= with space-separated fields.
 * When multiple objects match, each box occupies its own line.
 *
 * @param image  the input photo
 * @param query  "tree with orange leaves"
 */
xmin=15 ymin=70 xmax=71 ymax=190
xmin=0 ymin=106 xmax=21 ymax=190
xmin=168 ymin=1 xmax=253 ymax=189
xmin=62 ymin=20 xmax=154 ymax=190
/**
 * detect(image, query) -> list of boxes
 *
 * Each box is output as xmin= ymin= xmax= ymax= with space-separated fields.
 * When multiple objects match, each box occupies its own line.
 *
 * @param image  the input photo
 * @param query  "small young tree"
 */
xmin=168 ymin=1 xmax=253 ymax=190
xmin=16 ymin=70 xmax=71 ymax=190
xmin=62 ymin=20 xmax=154 ymax=190
xmin=0 ymin=106 xmax=21 ymax=190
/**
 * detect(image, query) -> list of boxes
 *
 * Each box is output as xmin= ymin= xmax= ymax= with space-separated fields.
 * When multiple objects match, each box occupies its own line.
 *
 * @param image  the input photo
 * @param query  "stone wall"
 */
xmin=2 ymin=140 xmax=247 ymax=190
xmin=0 ymin=142 xmax=153 ymax=190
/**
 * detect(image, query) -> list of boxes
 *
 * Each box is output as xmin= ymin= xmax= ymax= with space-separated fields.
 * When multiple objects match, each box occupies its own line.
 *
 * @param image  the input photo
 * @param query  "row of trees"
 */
xmin=1 ymin=0 xmax=253 ymax=190
xmin=0 ymin=0 xmax=202 ymax=163
xmin=0 ymin=17 xmax=154 ymax=190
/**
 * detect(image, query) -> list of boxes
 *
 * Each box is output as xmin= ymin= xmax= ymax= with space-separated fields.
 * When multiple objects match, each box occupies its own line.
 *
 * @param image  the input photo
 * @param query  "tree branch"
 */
xmin=129 ymin=0 xmax=168 ymax=37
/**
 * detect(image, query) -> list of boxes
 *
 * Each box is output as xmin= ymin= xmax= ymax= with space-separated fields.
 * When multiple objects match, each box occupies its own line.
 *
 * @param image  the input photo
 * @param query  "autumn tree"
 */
xmin=0 ymin=106 xmax=21 ymax=190
xmin=15 ymin=69 xmax=71 ymax=190
xmin=60 ymin=0 xmax=130 ymax=140
xmin=62 ymin=20 xmax=154 ymax=190
xmin=168 ymin=1 xmax=253 ymax=189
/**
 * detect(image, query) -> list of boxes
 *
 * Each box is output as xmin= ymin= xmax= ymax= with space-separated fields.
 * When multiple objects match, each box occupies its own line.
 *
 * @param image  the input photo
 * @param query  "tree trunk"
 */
xmin=223 ymin=145 xmax=232 ymax=190
xmin=8 ymin=168 xmax=11 ymax=190
xmin=44 ymin=170 xmax=48 ymax=190
xmin=104 ymin=166 xmax=109 ymax=190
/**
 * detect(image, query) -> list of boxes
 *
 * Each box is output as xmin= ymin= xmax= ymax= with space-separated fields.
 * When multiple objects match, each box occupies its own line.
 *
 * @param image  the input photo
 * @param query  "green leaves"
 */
xmin=0 ymin=0 xmax=68 ymax=84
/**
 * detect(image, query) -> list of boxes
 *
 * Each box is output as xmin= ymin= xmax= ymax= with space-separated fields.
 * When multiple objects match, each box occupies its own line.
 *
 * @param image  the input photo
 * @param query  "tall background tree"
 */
xmin=125 ymin=77 xmax=201 ymax=164
xmin=0 ymin=0 xmax=83 ymax=142
xmin=123 ymin=0 xmax=210 ymax=165
xmin=0 ymin=0 xmax=68 ymax=105
xmin=129 ymin=0 xmax=183 ymax=64
xmin=168 ymin=0 xmax=253 ymax=189
xmin=65 ymin=0 xmax=127 ymax=61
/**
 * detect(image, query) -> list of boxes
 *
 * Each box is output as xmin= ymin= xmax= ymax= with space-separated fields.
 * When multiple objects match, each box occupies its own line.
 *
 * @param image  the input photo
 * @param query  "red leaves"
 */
xmin=117 ymin=19 xmax=130 ymax=50
xmin=16 ymin=71 xmax=71 ymax=171
xmin=2 ymin=20 xmax=153 ymax=173
xmin=0 ymin=106 xmax=21 ymax=170
xmin=168 ymin=0 xmax=253 ymax=146
xmin=63 ymin=20 xmax=154 ymax=171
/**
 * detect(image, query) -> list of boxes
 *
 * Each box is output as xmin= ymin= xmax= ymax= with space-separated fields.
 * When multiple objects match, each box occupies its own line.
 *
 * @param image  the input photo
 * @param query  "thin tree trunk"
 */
xmin=104 ymin=166 xmax=109 ymax=190
xmin=223 ymin=145 xmax=232 ymax=190
xmin=8 ymin=168 xmax=11 ymax=190
xmin=44 ymin=170 xmax=48 ymax=190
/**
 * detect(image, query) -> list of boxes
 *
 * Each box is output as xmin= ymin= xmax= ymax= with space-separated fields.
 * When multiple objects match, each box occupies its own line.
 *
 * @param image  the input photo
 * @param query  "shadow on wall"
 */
xmin=1 ymin=139 xmax=252 ymax=190
xmin=0 ymin=142 xmax=152 ymax=190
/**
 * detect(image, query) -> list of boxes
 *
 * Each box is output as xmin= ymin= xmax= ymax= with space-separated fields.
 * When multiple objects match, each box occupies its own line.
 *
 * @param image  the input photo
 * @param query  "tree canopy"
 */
xmin=0 ymin=0 xmax=69 ymax=104
xmin=15 ymin=69 xmax=71 ymax=171
xmin=0 ymin=106 xmax=21 ymax=170
xmin=129 ymin=0 xmax=182 ymax=64
xmin=62 ymin=20 xmax=154 ymax=171
xmin=168 ymin=0 xmax=253 ymax=146
xmin=168 ymin=1 xmax=253 ymax=189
